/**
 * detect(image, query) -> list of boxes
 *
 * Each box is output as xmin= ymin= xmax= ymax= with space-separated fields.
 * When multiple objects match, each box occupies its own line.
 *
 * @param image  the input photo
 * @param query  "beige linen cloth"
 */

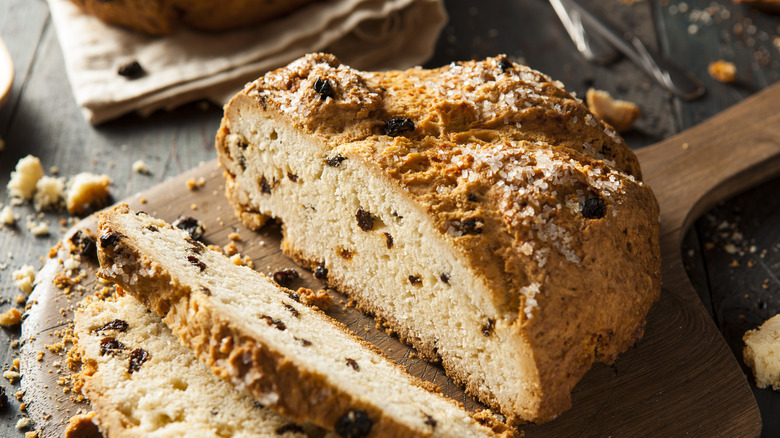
xmin=47 ymin=0 xmax=447 ymax=124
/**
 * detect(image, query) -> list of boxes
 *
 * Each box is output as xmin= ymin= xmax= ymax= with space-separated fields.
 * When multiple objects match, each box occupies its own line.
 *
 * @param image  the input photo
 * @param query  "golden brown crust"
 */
xmin=69 ymin=0 xmax=319 ymax=35
xmin=217 ymin=54 xmax=662 ymax=424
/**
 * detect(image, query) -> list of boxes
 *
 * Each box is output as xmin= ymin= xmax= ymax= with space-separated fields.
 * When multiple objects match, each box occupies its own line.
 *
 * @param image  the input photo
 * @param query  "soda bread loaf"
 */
xmin=68 ymin=0 xmax=318 ymax=35
xmin=96 ymin=204 xmax=507 ymax=438
xmin=74 ymin=292 xmax=311 ymax=438
xmin=743 ymin=314 xmax=780 ymax=390
xmin=215 ymin=53 xmax=662 ymax=424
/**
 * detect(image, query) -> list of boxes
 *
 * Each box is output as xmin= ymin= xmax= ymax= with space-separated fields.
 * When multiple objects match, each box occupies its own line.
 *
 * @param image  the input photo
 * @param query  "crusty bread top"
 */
xmin=224 ymin=53 xmax=661 ymax=326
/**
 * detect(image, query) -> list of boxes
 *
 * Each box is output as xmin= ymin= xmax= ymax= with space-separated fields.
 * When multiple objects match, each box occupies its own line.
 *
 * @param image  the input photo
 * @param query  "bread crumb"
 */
xmin=33 ymin=176 xmax=65 ymax=211
xmin=294 ymin=287 xmax=333 ymax=311
xmin=0 ymin=308 xmax=22 ymax=326
xmin=186 ymin=177 xmax=197 ymax=190
xmin=190 ymin=203 xmax=198 ymax=210
xmin=744 ymin=315 xmax=780 ymax=390
xmin=25 ymin=431 xmax=40 ymax=438
xmin=0 ymin=205 xmax=16 ymax=226
xmin=708 ymin=60 xmax=737 ymax=83
xmin=64 ymin=412 xmax=100 ymax=438
xmin=14 ymin=294 xmax=27 ymax=304
xmin=66 ymin=173 xmax=111 ymax=215
xmin=139 ymin=197 xmax=147 ymax=204
xmin=223 ymin=241 xmax=238 ymax=256
xmin=132 ymin=160 xmax=150 ymax=174
xmin=15 ymin=418 xmax=30 ymax=429
xmin=13 ymin=265 xmax=36 ymax=295
xmin=228 ymin=231 xmax=241 ymax=241
xmin=7 ymin=155 xmax=44 ymax=201
xmin=4 ymin=370 xmax=21 ymax=383
xmin=28 ymin=220 xmax=49 ymax=237
xmin=586 ymin=88 xmax=641 ymax=133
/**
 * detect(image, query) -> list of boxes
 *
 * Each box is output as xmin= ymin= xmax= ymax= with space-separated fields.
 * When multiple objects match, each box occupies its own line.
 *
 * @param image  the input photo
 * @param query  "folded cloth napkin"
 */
xmin=47 ymin=0 xmax=447 ymax=124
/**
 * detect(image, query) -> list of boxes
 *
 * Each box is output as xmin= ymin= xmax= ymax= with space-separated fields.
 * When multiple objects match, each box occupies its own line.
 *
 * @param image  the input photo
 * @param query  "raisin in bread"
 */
xmin=215 ymin=53 xmax=662 ymax=424
xmin=74 ymin=292 xmax=310 ymax=438
xmin=96 ymin=204 xmax=507 ymax=438
xmin=69 ymin=0 xmax=318 ymax=35
xmin=743 ymin=314 xmax=780 ymax=390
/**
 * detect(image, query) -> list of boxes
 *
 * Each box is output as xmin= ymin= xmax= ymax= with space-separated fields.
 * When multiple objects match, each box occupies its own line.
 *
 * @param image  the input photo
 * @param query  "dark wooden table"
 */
xmin=1 ymin=0 xmax=778 ymax=436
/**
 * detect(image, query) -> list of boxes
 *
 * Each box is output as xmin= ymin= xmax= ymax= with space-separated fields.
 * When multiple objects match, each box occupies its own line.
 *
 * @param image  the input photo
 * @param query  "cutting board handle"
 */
xmin=636 ymin=82 xmax=780 ymax=240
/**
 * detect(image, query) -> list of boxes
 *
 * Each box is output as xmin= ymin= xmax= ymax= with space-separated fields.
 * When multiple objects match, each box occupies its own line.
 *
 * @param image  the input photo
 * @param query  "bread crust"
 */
xmin=215 ymin=53 xmax=662 ymax=424
xmin=69 ymin=0 xmax=319 ymax=35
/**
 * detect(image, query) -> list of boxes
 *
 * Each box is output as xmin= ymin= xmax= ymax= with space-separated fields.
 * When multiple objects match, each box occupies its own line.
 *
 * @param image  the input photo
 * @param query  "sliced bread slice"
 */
xmin=74 ymin=292 xmax=310 ymax=438
xmin=96 ymin=204 xmax=506 ymax=438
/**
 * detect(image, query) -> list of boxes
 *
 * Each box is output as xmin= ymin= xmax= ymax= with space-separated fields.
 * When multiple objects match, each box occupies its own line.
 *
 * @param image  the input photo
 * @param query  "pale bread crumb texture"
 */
xmin=66 ymin=172 xmax=111 ymax=215
xmin=7 ymin=155 xmax=44 ymax=201
xmin=586 ymin=88 xmax=641 ymax=133
xmin=33 ymin=175 xmax=65 ymax=211
xmin=0 ymin=205 xmax=16 ymax=226
xmin=74 ymin=292 xmax=309 ymax=438
xmin=744 ymin=314 xmax=780 ymax=390
xmin=13 ymin=264 xmax=36 ymax=295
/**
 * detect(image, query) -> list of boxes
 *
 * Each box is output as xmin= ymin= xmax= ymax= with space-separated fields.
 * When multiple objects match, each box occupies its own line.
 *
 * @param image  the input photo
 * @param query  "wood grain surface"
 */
xmin=18 ymin=78 xmax=780 ymax=438
xmin=2 ymin=0 xmax=780 ymax=436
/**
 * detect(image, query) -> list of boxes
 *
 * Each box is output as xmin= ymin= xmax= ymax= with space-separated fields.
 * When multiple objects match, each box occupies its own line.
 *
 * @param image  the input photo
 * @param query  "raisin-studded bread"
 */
xmin=69 ymin=0 xmax=318 ymax=35
xmin=96 ymin=204 xmax=506 ymax=438
xmin=215 ymin=53 xmax=662 ymax=423
xmin=74 ymin=292 xmax=310 ymax=438
xmin=743 ymin=314 xmax=780 ymax=391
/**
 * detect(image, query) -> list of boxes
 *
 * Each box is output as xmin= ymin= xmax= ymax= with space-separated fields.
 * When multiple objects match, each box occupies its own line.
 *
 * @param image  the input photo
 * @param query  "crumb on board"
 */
xmin=13 ymin=265 xmax=36 ymax=295
xmin=4 ymin=370 xmax=21 ymax=383
xmin=7 ymin=155 xmax=44 ymax=202
xmin=132 ymin=160 xmax=150 ymax=175
xmin=294 ymin=287 xmax=333 ymax=311
xmin=64 ymin=411 xmax=100 ymax=438
xmin=708 ymin=60 xmax=737 ymax=83
xmin=1 ymin=205 xmax=16 ymax=227
xmin=0 ymin=308 xmax=22 ymax=327
xmin=586 ymin=88 xmax=641 ymax=133
xmin=66 ymin=173 xmax=111 ymax=216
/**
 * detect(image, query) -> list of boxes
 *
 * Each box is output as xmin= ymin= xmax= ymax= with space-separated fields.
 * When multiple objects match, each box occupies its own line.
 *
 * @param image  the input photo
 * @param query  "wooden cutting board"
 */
xmin=20 ymin=82 xmax=780 ymax=437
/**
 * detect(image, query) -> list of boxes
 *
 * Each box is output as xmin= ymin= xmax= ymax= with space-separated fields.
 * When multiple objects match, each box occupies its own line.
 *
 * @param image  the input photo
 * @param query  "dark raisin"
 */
xmin=287 ymin=172 xmax=298 ymax=182
xmin=173 ymin=216 xmax=205 ymax=240
xmin=237 ymin=154 xmax=246 ymax=171
xmin=326 ymin=154 xmax=347 ymax=167
xmin=276 ymin=424 xmax=305 ymax=434
xmin=452 ymin=218 xmax=484 ymax=235
xmin=339 ymin=249 xmax=353 ymax=260
xmin=335 ymin=410 xmax=373 ymax=438
xmin=497 ymin=57 xmax=513 ymax=73
xmin=253 ymin=400 xmax=265 ymax=409
xmin=408 ymin=275 xmax=421 ymax=286
xmin=96 ymin=319 xmax=129 ymax=334
xmin=440 ymin=273 xmax=450 ymax=284
xmin=0 ymin=387 xmax=7 ymax=410
xmin=71 ymin=230 xmax=97 ymax=260
xmin=284 ymin=290 xmax=301 ymax=303
xmin=187 ymin=255 xmax=207 ymax=272
xmin=100 ymin=337 xmax=125 ymax=356
xmin=186 ymin=237 xmax=204 ymax=254
xmin=424 ymin=415 xmax=437 ymax=428
xmin=295 ymin=337 xmax=312 ymax=346
xmin=128 ymin=348 xmax=150 ymax=373
xmin=261 ymin=315 xmax=286 ymax=331
xmin=313 ymin=78 xmax=334 ymax=100
xmin=283 ymin=303 xmax=299 ymax=317
xmin=210 ymin=408 xmax=219 ymax=415
xmin=355 ymin=208 xmax=374 ymax=231
xmin=260 ymin=176 xmax=272 ymax=194
xmin=582 ymin=197 xmax=606 ymax=219
xmin=273 ymin=269 xmax=299 ymax=287
xmin=467 ymin=193 xmax=478 ymax=202
xmin=144 ymin=225 xmax=159 ymax=232
xmin=314 ymin=263 xmax=328 ymax=280
xmin=201 ymin=286 xmax=212 ymax=296
xmin=384 ymin=117 xmax=415 ymax=137
xmin=481 ymin=319 xmax=495 ymax=337
xmin=99 ymin=232 xmax=121 ymax=248
xmin=345 ymin=358 xmax=360 ymax=371
xmin=117 ymin=60 xmax=145 ymax=79
xmin=384 ymin=232 xmax=393 ymax=249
